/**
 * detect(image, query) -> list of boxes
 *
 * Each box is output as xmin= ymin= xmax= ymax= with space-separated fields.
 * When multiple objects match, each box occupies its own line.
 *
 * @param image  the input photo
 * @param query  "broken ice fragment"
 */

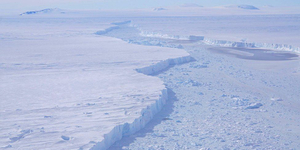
xmin=270 ymin=97 xmax=283 ymax=101
xmin=162 ymin=117 xmax=172 ymax=121
xmin=4 ymin=145 xmax=12 ymax=148
xmin=255 ymin=130 xmax=263 ymax=133
xmin=61 ymin=135 xmax=70 ymax=141
xmin=246 ymin=103 xmax=263 ymax=109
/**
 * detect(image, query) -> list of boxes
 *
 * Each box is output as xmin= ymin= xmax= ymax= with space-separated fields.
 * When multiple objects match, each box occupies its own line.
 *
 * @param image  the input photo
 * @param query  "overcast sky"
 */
xmin=1 ymin=0 xmax=300 ymax=11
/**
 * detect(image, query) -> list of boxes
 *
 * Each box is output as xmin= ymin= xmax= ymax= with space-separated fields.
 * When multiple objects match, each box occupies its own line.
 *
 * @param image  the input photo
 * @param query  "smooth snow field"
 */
xmin=1 ymin=8 xmax=300 ymax=150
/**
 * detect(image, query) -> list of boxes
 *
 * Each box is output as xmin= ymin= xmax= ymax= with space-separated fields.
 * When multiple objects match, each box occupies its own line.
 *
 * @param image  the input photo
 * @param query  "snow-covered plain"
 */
xmin=0 ymin=15 xmax=191 ymax=149
xmin=1 ymin=6 xmax=300 ymax=150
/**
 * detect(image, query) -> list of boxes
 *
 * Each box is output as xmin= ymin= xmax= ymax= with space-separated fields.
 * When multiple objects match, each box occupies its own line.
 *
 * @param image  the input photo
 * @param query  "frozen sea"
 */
xmin=1 ymin=7 xmax=300 ymax=150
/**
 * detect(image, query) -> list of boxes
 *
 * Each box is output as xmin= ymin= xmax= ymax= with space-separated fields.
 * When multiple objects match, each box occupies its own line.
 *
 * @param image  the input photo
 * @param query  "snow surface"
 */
xmin=0 ymin=16 xmax=191 ymax=149
xmin=1 ymin=6 xmax=300 ymax=150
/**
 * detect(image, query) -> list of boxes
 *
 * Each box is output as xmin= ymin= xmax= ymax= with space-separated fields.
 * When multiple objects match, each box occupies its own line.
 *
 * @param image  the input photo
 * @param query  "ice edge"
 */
xmin=203 ymin=38 xmax=300 ymax=54
xmin=137 ymin=29 xmax=300 ymax=54
xmin=95 ymin=26 xmax=120 ymax=35
xmin=96 ymin=20 xmax=132 ymax=35
xmin=89 ymin=57 xmax=193 ymax=149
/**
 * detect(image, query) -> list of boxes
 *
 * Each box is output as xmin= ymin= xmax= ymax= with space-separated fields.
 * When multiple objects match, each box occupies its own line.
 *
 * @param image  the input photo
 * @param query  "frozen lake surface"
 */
xmin=1 ymin=8 xmax=300 ymax=150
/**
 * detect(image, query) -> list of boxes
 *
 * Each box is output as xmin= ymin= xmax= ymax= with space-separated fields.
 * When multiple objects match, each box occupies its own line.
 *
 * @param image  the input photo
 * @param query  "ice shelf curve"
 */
xmin=92 ymin=28 xmax=194 ymax=150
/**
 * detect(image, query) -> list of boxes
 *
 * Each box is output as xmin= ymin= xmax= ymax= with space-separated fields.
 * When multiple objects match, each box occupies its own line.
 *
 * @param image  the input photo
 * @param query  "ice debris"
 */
xmin=61 ymin=135 xmax=70 ymax=141
xmin=246 ymin=103 xmax=263 ymax=109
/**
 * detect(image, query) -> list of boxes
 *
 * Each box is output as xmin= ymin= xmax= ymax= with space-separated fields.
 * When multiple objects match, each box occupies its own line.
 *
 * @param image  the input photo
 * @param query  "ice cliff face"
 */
xmin=136 ymin=56 xmax=194 ymax=75
xmin=137 ymin=30 xmax=300 ymax=54
xmin=95 ymin=26 xmax=120 ymax=35
xmin=94 ymin=23 xmax=195 ymax=149
xmin=91 ymin=89 xmax=168 ymax=150
xmin=91 ymin=56 xmax=194 ymax=150
xmin=96 ymin=21 xmax=132 ymax=35
xmin=111 ymin=21 xmax=132 ymax=26
xmin=203 ymin=38 xmax=300 ymax=54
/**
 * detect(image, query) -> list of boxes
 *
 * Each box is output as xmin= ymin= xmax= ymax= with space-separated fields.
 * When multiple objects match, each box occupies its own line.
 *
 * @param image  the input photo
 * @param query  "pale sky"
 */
xmin=1 ymin=0 xmax=300 ymax=11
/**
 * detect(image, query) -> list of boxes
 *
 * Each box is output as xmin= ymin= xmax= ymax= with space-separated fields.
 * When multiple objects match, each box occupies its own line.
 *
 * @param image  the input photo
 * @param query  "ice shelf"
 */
xmin=203 ymin=38 xmax=300 ymax=54
xmin=91 ymin=55 xmax=194 ymax=150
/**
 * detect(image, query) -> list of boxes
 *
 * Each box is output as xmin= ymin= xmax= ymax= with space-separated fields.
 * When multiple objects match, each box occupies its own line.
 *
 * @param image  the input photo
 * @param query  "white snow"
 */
xmin=0 ymin=15 xmax=190 ymax=150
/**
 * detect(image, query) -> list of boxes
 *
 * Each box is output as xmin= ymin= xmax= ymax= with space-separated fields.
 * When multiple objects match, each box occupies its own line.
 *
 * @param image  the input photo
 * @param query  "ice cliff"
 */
xmin=137 ymin=30 xmax=300 ymax=54
xmin=203 ymin=38 xmax=300 ymax=54
xmin=91 ymin=56 xmax=194 ymax=150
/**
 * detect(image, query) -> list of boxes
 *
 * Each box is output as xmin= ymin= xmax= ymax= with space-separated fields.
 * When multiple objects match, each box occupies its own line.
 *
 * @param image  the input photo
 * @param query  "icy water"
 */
xmin=104 ymin=22 xmax=300 ymax=149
